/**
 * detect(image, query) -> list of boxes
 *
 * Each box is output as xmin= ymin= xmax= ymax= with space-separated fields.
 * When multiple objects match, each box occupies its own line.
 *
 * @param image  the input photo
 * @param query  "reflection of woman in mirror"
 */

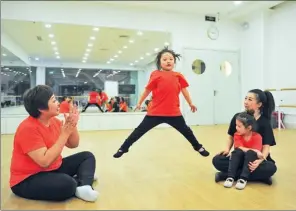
xmin=97 ymin=89 xmax=108 ymax=110
xmin=119 ymin=97 xmax=128 ymax=112
xmin=59 ymin=96 xmax=74 ymax=113
xmin=113 ymin=47 xmax=209 ymax=158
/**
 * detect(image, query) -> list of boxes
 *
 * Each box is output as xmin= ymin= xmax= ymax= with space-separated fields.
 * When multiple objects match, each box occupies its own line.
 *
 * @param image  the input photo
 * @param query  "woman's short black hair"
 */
xmin=23 ymin=85 xmax=54 ymax=118
xmin=155 ymin=46 xmax=181 ymax=70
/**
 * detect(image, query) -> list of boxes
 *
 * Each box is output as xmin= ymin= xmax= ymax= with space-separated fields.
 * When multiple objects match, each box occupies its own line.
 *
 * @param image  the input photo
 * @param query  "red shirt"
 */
xmin=10 ymin=116 xmax=63 ymax=187
xmin=98 ymin=92 xmax=108 ymax=105
xmin=59 ymin=101 xmax=70 ymax=113
xmin=88 ymin=91 xmax=98 ymax=103
xmin=120 ymin=102 xmax=128 ymax=112
xmin=234 ymin=132 xmax=262 ymax=151
xmin=146 ymin=70 xmax=189 ymax=116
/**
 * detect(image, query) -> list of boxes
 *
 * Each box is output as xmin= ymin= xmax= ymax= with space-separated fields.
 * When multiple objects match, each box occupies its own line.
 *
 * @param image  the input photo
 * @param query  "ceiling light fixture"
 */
xmin=35 ymin=57 xmax=39 ymax=61
xmin=140 ymin=57 xmax=144 ymax=60
xmin=55 ymin=52 xmax=59 ymax=55
xmin=123 ymin=46 xmax=127 ymax=49
xmin=93 ymin=27 xmax=99 ymax=31
xmin=83 ymin=57 xmax=87 ymax=60
xmin=164 ymin=42 xmax=170 ymax=46
xmin=45 ymin=24 xmax=51 ymax=28
xmin=130 ymin=63 xmax=134 ymax=66
xmin=129 ymin=40 xmax=134 ymax=43
xmin=110 ymin=58 xmax=114 ymax=61
xmin=154 ymin=48 xmax=159 ymax=52
xmin=135 ymin=60 xmax=138 ymax=63
xmin=82 ymin=60 xmax=86 ymax=63
xmin=137 ymin=31 xmax=143 ymax=36
xmin=85 ymin=53 xmax=89 ymax=56
xmin=114 ymin=55 xmax=118 ymax=58
xmin=86 ymin=49 xmax=91 ymax=52
xmin=2 ymin=53 xmax=6 ymax=56
xmin=51 ymin=41 xmax=56 ymax=45
xmin=56 ymin=56 xmax=60 ymax=59
xmin=233 ymin=1 xmax=242 ymax=5
xmin=90 ymin=36 xmax=95 ymax=40
xmin=107 ymin=61 xmax=111 ymax=64
xmin=53 ymin=47 xmax=58 ymax=51
xmin=49 ymin=34 xmax=54 ymax=38
xmin=146 ymin=53 xmax=151 ymax=56
xmin=118 ymin=50 xmax=122 ymax=54
xmin=88 ymin=43 xmax=93 ymax=47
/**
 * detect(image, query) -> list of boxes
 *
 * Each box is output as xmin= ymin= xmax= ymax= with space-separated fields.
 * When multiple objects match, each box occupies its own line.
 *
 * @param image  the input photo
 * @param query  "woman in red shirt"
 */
xmin=113 ymin=47 xmax=209 ymax=158
xmin=59 ymin=96 xmax=73 ymax=113
xmin=224 ymin=110 xmax=264 ymax=190
xmin=10 ymin=85 xmax=98 ymax=202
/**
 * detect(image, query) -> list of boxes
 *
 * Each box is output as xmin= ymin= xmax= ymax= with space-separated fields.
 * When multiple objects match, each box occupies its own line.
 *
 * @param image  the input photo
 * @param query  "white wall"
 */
xmin=240 ymin=1 xmax=296 ymax=127
xmin=1 ymin=1 xmax=241 ymax=132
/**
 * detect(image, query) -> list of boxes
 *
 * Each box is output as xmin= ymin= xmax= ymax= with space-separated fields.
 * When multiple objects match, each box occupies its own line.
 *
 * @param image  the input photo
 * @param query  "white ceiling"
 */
xmin=97 ymin=1 xmax=284 ymax=20
xmin=1 ymin=46 xmax=25 ymax=64
xmin=1 ymin=19 xmax=171 ymax=68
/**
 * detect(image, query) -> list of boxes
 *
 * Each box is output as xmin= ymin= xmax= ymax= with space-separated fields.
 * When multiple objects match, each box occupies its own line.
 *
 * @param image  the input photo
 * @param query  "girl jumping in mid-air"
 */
xmin=113 ymin=47 xmax=210 ymax=158
xmin=224 ymin=110 xmax=264 ymax=190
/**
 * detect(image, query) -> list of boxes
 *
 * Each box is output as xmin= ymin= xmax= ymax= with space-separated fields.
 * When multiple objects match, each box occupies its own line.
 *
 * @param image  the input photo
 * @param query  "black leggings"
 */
xmin=212 ymin=151 xmax=277 ymax=181
xmin=11 ymin=151 xmax=96 ymax=201
xmin=228 ymin=148 xmax=258 ymax=180
xmin=82 ymin=103 xmax=104 ymax=112
xmin=119 ymin=115 xmax=203 ymax=152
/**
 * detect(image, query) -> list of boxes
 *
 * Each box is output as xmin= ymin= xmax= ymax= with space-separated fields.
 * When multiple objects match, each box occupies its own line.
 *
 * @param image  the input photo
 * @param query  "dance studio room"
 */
xmin=1 ymin=1 xmax=296 ymax=210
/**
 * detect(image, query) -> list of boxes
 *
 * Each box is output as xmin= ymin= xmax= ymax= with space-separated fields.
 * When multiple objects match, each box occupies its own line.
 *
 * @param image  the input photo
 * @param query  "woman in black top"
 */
xmin=212 ymin=89 xmax=277 ymax=184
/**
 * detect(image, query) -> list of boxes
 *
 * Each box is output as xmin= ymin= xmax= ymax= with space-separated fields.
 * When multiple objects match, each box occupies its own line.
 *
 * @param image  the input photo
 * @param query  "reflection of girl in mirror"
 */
xmin=119 ymin=97 xmax=128 ymax=112
xmin=113 ymin=47 xmax=210 ymax=158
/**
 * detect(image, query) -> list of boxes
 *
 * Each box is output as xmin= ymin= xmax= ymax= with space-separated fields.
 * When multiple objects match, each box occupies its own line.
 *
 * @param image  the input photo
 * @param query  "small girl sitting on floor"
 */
xmin=224 ymin=110 xmax=265 ymax=190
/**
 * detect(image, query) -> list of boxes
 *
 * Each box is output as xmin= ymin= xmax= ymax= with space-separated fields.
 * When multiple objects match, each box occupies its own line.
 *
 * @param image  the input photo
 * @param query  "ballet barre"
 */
xmin=265 ymin=87 xmax=296 ymax=130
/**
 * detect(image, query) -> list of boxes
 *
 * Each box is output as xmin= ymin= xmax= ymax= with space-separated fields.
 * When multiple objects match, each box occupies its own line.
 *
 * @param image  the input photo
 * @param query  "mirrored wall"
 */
xmin=1 ymin=19 xmax=171 ymax=115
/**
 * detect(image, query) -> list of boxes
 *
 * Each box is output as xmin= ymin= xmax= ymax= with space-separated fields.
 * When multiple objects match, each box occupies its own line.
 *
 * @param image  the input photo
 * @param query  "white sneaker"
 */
xmin=235 ymin=179 xmax=247 ymax=190
xmin=224 ymin=177 xmax=234 ymax=188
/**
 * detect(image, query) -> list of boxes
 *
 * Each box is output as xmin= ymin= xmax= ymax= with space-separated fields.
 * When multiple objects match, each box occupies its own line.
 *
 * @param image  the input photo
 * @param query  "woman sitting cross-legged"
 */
xmin=212 ymin=89 xmax=277 ymax=185
xmin=9 ymin=85 xmax=98 ymax=202
xmin=223 ymin=111 xmax=264 ymax=190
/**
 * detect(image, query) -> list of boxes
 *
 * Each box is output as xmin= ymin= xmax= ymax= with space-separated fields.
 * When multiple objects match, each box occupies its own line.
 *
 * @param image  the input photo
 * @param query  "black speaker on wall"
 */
xmin=118 ymin=84 xmax=135 ymax=94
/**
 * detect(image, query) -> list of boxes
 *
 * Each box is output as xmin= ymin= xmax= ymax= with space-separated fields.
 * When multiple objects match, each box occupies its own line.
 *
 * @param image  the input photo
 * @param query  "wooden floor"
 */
xmin=1 ymin=125 xmax=296 ymax=210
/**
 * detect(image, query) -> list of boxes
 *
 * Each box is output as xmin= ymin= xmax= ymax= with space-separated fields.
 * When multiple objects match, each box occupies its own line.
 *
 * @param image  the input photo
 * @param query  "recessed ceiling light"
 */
xmin=45 ymin=24 xmax=51 ymax=28
xmin=154 ymin=48 xmax=159 ymax=52
xmin=93 ymin=27 xmax=99 ymax=31
xmin=51 ymin=41 xmax=56 ymax=45
xmin=88 ymin=43 xmax=93 ymax=47
xmin=49 ymin=34 xmax=54 ymax=38
xmin=83 ymin=57 xmax=87 ymax=60
xmin=140 ymin=57 xmax=144 ymax=60
xmin=56 ymin=56 xmax=60 ymax=59
xmin=233 ymin=1 xmax=242 ymax=5
xmin=61 ymin=69 xmax=63 ymax=70
xmin=110 ymin=58 xmax=114 ymax=61
xmin=118 ymin=50 xmax=122 ymax=54
xmin=90 ymin=36 xmax=95 ymax=40
xmin=146 ymin=53 xmax=151 ymax=56
xmin=107 ymin=61 xmax=111 ymax=64
xmin=130 ymin=63 xmax=134 ymax=66
xmin=35 ymin=57 xmax=39 ymax=61
xmin=123 ymin=46 xmax=127 ymax=49
xmin=137 ymin=31 xmax=143 ymax=36
xmin=135 ymin=60 xmax=138 ymax=63
xmin=55 ymin=52 xmax=59 ymax=55
xmin=2 ymin=53 xmax=6 ymax=56
xmin=86 ymin=49 xmax=91 ymax=52
xmin=82 ymin=60 xmax=86 ymax=63
xmin=85 ymin=53 xmax=89 ymax=56
xmin=114 ymin=55 xmax=118 ymax=58
xmin=53 ymin=47 xmax=58 ymax=51
xmin=129 ymin=40 xmax=134 ymax=43
xmin=164 ymin=42 xmax=170 ymax=46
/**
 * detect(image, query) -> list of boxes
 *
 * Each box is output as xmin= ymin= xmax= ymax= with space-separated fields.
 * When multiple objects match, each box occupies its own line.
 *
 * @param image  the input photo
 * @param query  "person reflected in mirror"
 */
xmin=113 ymin=47 xmax=209 ymax=158
xmin=119 ymin=97 xmax=128 ymax=112
xmin=59 ymin=96 xmax=73 ymax=114
xmin=81 ymin=88 xmax=104 ymax=113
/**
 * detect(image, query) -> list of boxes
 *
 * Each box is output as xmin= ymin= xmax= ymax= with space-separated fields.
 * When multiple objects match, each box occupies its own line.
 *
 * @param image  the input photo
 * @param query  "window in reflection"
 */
xmin=1 ymin=66 xmax=35 ymax=110
xmin=45 ymin=67 xmax=138 ymax=112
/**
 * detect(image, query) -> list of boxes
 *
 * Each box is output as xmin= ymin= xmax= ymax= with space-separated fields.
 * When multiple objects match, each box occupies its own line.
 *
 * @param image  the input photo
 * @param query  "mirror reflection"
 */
xmin=1 ymin=19 xmax=171 ymax=114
